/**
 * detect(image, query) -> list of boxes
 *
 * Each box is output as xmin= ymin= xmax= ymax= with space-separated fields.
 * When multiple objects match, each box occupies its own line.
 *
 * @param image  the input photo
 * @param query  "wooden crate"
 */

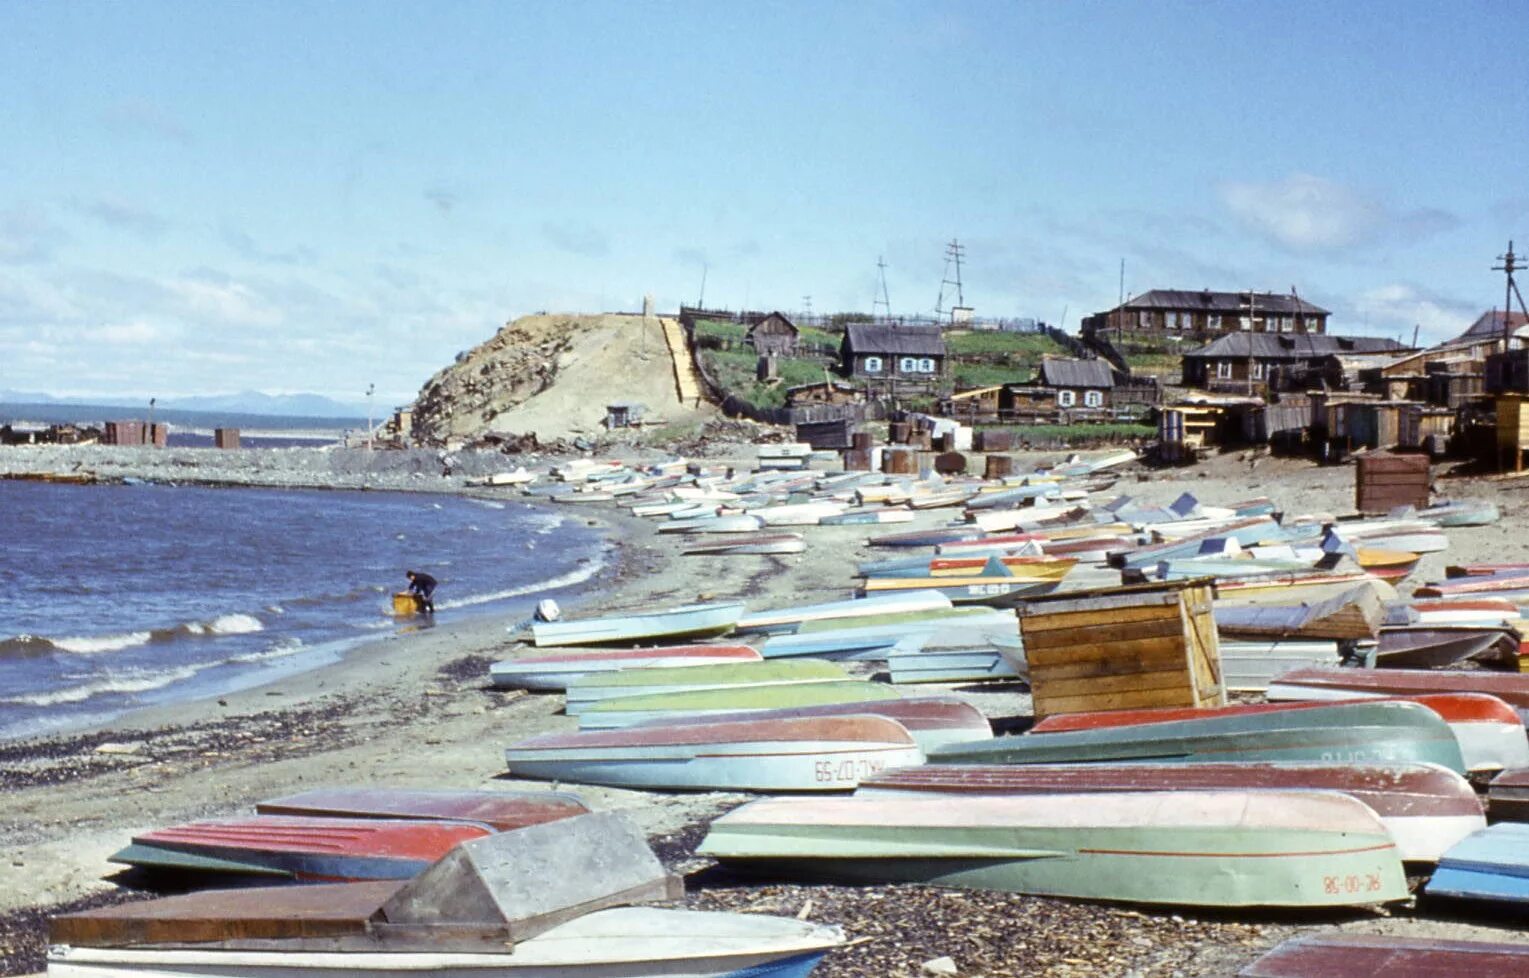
xmin=1019 ymin=580 xmax=1224 ymax=718
xmin=1355 ymin=452 xmax=1429 ymax=513
xmin=1498 ymin=395 xmax=1529 ymax=473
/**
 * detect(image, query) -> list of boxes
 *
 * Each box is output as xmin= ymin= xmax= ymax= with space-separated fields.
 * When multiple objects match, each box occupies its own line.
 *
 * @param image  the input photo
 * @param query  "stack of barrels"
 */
xmin=842 ymin=420 xmax=1018 ymax=480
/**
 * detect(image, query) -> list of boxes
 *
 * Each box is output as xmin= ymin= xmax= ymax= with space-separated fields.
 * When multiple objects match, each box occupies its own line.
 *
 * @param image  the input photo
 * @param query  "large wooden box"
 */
xmin=1355 ymin=452 xmax=1429 ymax=513
xmin=1019 ymin=580 xmax=1224 ymax=719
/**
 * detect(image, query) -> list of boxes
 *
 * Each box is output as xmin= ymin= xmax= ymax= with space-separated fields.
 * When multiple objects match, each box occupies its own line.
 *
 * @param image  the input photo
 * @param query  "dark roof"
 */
xmin=1184 ymin=333 xmax=1409 ymax=360
xmin=843 ymin=324 xmax=946 ymax=357
xmin=747 ymin=311 xmax=798 ymax=335
xmin=1037 ymin=357 xmax=1114 ymax=388
xmin=1120 ymin=289 xmax=1329 ymax=316
xmin=1456 ymin=309 xmax=1529 ymax=340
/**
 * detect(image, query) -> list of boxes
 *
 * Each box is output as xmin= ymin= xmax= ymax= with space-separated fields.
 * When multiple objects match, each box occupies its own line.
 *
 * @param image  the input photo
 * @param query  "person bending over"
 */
xmin=405 ymin=570 xmax=438 ymax=614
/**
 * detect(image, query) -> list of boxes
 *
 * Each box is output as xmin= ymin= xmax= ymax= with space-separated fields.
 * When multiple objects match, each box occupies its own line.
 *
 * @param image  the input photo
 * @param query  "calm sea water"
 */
xmin=0 ymin=481 xmax=609 ymax=741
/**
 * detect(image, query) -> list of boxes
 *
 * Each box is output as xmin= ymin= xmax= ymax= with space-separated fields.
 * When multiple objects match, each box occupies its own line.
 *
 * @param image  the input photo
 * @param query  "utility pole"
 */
xmin=697 ymin=264 xmax=708 ymax=309
xmin=801 ymin=295 xmax=813 ymax=323
xmin=148 ymin=396 xmax=156 ymax=447
xmin=365 ymin=383 xmax=375 ymax=451
xmin=935 ymin=239 xmax=966 ymax=318
xmin=1118 ymin=258 xmax=1125 ymax=307
xmin=873 ymin=256 xmax=892 ymax=322
xmin=1494 ymin=241 xmax=1528 ymax=339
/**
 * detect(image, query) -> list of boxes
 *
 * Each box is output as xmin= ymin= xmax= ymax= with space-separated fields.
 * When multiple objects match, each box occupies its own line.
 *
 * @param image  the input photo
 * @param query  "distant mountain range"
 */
xmin=0 ymin=389 xmax=372 ymax=419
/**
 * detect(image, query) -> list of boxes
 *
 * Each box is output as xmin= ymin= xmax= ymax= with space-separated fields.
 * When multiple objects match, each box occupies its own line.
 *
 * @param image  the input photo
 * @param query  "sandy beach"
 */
xmin=2 ymin=443 xmax=1526 ymax=977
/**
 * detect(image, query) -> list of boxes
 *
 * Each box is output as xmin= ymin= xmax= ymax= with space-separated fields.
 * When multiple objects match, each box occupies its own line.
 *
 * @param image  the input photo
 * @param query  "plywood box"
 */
xmin=1019 ymin=580 xmax=1224 ymax=718
xmin=1355 ymin=452 xmax=1429 ymax=513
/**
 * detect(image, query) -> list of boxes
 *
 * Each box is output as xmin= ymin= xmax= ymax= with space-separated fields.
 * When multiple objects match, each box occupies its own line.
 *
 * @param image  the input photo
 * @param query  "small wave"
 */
xmin=0 ymin=634 xmax=70 ymax=659
xmin=51 ymin=631 xmax=154 ymax=655
xmin=206 ymin=613 xmax=264 ymax=635
xmin=434 ymin=559 xmax=605 ymax=611
xmin=1 ymin=663 xmax=207 ymax=706
xmin=466 ymin=499 xmax=506 ymax=510
xmin=229 ymin=637 xmax=304 ymax=664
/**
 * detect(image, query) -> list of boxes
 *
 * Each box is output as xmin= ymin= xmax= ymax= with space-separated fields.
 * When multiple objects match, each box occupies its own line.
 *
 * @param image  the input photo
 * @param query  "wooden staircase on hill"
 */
xmin=658 ymin=317 xmax=707 ymax=408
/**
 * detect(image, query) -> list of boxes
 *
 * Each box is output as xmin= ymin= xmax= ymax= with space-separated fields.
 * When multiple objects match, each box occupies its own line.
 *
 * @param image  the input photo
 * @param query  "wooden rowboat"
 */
xmin=857 ymin=761 xmax=1484 ymax=862
xmin=697 ymin=790 xmax=1408 ymax=908
xmin=49 ymin=902 xmax=843 ymax=978
xmin=682 ymin=533 xmax=806 ymax=556
xmin=625 ymin=696 xmax=992 ymax=753
xmin=1374 ymin=625 xmax=1522 ymax=670
xmin=1267 ymin=666 xmax=1529 ymax=719
xmin=1028 ymin=693 xmax=1528 ymax=774
xmin=1487 ymin=768 xmax=1529 ymax=822
xmin=865 ymin=526 xmax=987 ymax=549
xmin=819 ymin=508 xmax=915 ymax=526
xmin=735 ymin=591 xmax=951 ymax=634
xmin=1424 ymin=822 xmax=1529 ymax=905
xmin=928 ymin=701 xmax=1467 ymax=773
xmin=490 ymin=645 xmax=761 ymax=691
xmin=111 ymin=817 xmax=492 ymax=882
xmin=576 ymin=681 xmax=904 ymax=730
xmin=254 ymin=789 xmax=589 ymax=832
xmin=505 ymin=715 xmax=924 ymax=792
xmin=1240 ymin=934 xmax=1529 ymax=978
xmin=531 ymin=602 xmax=746 ymax=648
xmin=563 ymin=660 xmax=850 ymax=715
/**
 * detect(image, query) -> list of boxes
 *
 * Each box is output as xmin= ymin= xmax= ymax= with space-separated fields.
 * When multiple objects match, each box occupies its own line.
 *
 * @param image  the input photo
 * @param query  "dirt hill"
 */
xmin=410 ymin=313 xmax=712 ymax=446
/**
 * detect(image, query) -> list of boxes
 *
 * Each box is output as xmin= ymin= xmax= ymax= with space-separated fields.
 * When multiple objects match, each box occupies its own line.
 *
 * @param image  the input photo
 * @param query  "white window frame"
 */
xmin=1251 ymin=361 xmax=1265 ymax=380
xmin=1084 ymin=389 xmax=1103 ymax=407
xmin=1216 ymin=361 xmax=1233 ymax=379
xmin=918 ymin=357 xmax=935 ymax=372
xmin=1057 ymin=389 xmax=1077 ymax=407
xmin=863 ymin=356 xmax=883 ymax=374
xmin=899 ymin=357 xmax=918 ymax=373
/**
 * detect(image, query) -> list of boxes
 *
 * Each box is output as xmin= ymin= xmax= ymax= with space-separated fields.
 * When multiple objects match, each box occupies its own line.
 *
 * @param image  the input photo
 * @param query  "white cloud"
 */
xmin=0 ymin=206 xmax=68 ymax=264
xmin=1351 ymin=283 xmax=1475 ymax=342
xmin=165 ymin=276 xmax=283 ymax=328
xmin=78 ymin=198 xmax=169 ymax=238
xmin=89 ymin=320 xmax=170 ymax=345
xmin=1218 ymin=174 xmax=1459 ymax=252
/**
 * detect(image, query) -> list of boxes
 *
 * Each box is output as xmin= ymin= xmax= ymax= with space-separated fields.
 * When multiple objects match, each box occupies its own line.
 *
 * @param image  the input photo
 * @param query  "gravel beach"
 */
xmin=1 ymin=442 xmax=1525 ymax=976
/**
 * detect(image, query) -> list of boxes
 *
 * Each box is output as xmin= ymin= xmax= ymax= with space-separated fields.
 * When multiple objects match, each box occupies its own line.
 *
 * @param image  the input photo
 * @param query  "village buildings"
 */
xmin=1083 ymin=289 xmax=1330 ymax=338
xmin=745 ymin=312 xmax=799 ymax=355
xmin=838 ymin=324 xmax=947 ymax=382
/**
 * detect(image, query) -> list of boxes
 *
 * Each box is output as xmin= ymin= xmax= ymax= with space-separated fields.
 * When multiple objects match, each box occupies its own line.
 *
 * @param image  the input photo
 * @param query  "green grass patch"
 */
xmin=698 ymin=348 xmax=836 ymax=409
xmin=945 ymin=331 xmax=1068 ymax=357
xmin=950 ymin=363 xmax=1027 ymax=388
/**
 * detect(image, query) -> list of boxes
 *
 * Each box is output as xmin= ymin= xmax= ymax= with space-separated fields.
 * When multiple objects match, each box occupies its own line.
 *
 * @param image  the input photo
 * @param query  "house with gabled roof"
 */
xmin=839 ymin=324 xmax=946 ymax=380
xmin=1183 ymin=333 xmax=1410 ymax=394
xmin=1083 ymin=289 xmax=1330 ymax=338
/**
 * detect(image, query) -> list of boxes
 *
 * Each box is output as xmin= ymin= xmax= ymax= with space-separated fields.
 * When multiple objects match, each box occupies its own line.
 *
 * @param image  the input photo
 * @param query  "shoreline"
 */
xmin=2 ymin=444 xmax=1526 ymax=977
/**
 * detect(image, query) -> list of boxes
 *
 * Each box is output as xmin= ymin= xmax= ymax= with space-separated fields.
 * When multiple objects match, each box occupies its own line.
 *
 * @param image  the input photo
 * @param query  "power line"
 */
xmin=873 ymin=256 xmax=892 ymax=321
xmin=935 ymin=239 xmax=965 ymax=316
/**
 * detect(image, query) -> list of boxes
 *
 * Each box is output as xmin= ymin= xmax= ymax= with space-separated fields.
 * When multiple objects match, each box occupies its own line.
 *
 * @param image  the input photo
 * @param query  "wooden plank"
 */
xmin=1036 ymin=687 xmax=1202 ymax=716
xmin=50 ymin=882 xmax=399 ymax=946
xmin=1022 ymin=618 xmax=1186 ymax=654
xmin=1019 ymin=592 xmax=1182 ymax=620
xmin=1032 ymin=666 xmax=1196 ymax=700
xmin=1020 ymin=604 xmax=1180 ymax=634
xmin=1030 ymin=648 xmax=1195 ymax=682
xmin=1026 ymin=634 xmax=1191 ymax=668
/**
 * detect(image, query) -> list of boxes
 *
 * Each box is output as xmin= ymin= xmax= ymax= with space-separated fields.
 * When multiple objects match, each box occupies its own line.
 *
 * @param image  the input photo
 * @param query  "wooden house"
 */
xmin=746 ymin=312 xmax=799 ymax=355
xmin=839 ymin=324 xmax=946 ymax=381
xmin=1083 ymin=289 xmax=1329 ymax=339
xmin=942 ymin=385 xmax=1003 ymax=421
xmin=1182 ymin=334 xmax=1409 ymax=394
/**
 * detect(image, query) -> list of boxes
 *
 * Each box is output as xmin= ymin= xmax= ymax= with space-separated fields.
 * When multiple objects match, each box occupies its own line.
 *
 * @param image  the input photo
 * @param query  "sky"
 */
xmin=2 ymin=1 xmax=1526 ymax=404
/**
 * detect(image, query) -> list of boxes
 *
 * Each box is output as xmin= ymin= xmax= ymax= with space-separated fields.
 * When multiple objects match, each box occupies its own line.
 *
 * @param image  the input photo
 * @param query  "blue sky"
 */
xmin=2 ymin=1 xmax=1525 ymax=403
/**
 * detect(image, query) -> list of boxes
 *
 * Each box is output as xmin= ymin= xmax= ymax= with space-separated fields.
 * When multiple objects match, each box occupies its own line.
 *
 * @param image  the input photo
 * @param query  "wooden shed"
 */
xmin=1498 ymin=394 xmax=1529 ymax=473
xmin=1355 ymin=453 xmax=1430 ymax=513
xmin=746 ymin=312 xmax=799 ymax=356
xmin=1019 ymin=580 xmax=1224 ymax=719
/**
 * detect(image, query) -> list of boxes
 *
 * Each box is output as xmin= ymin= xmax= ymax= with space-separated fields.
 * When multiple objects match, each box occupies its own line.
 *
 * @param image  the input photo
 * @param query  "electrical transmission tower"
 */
xmin=1493 ymin=241 xmax=1529 ymax=338
xmin=935 ymin=239 xmax=966 ymax=318
xmin=873 ymin=256 xmax=892 ymax=321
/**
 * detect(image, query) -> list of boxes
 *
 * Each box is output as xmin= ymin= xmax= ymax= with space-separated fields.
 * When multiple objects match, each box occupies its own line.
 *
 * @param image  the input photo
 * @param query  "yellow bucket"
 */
xmin=392 ymin=591 xmax=422 ymax=616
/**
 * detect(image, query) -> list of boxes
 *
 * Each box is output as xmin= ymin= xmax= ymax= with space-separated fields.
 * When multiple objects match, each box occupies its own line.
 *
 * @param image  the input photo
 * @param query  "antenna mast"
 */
xmin=697 ymin=263 xmax=708 ymax=309
xmin=935 ymin=239 xmax=966 ymax=317
xmin=1493 ymin=241 xmax=1529 ymax=339
xmin=873 ymin=256 xmax=892 ymax=322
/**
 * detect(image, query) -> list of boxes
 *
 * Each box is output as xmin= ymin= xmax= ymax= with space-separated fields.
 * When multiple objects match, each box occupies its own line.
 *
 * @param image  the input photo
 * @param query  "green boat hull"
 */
xmin=578 ymin=681 xmax=903 ymax=729
xmin=929 ymin=701 xmax=1467 ymax=774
